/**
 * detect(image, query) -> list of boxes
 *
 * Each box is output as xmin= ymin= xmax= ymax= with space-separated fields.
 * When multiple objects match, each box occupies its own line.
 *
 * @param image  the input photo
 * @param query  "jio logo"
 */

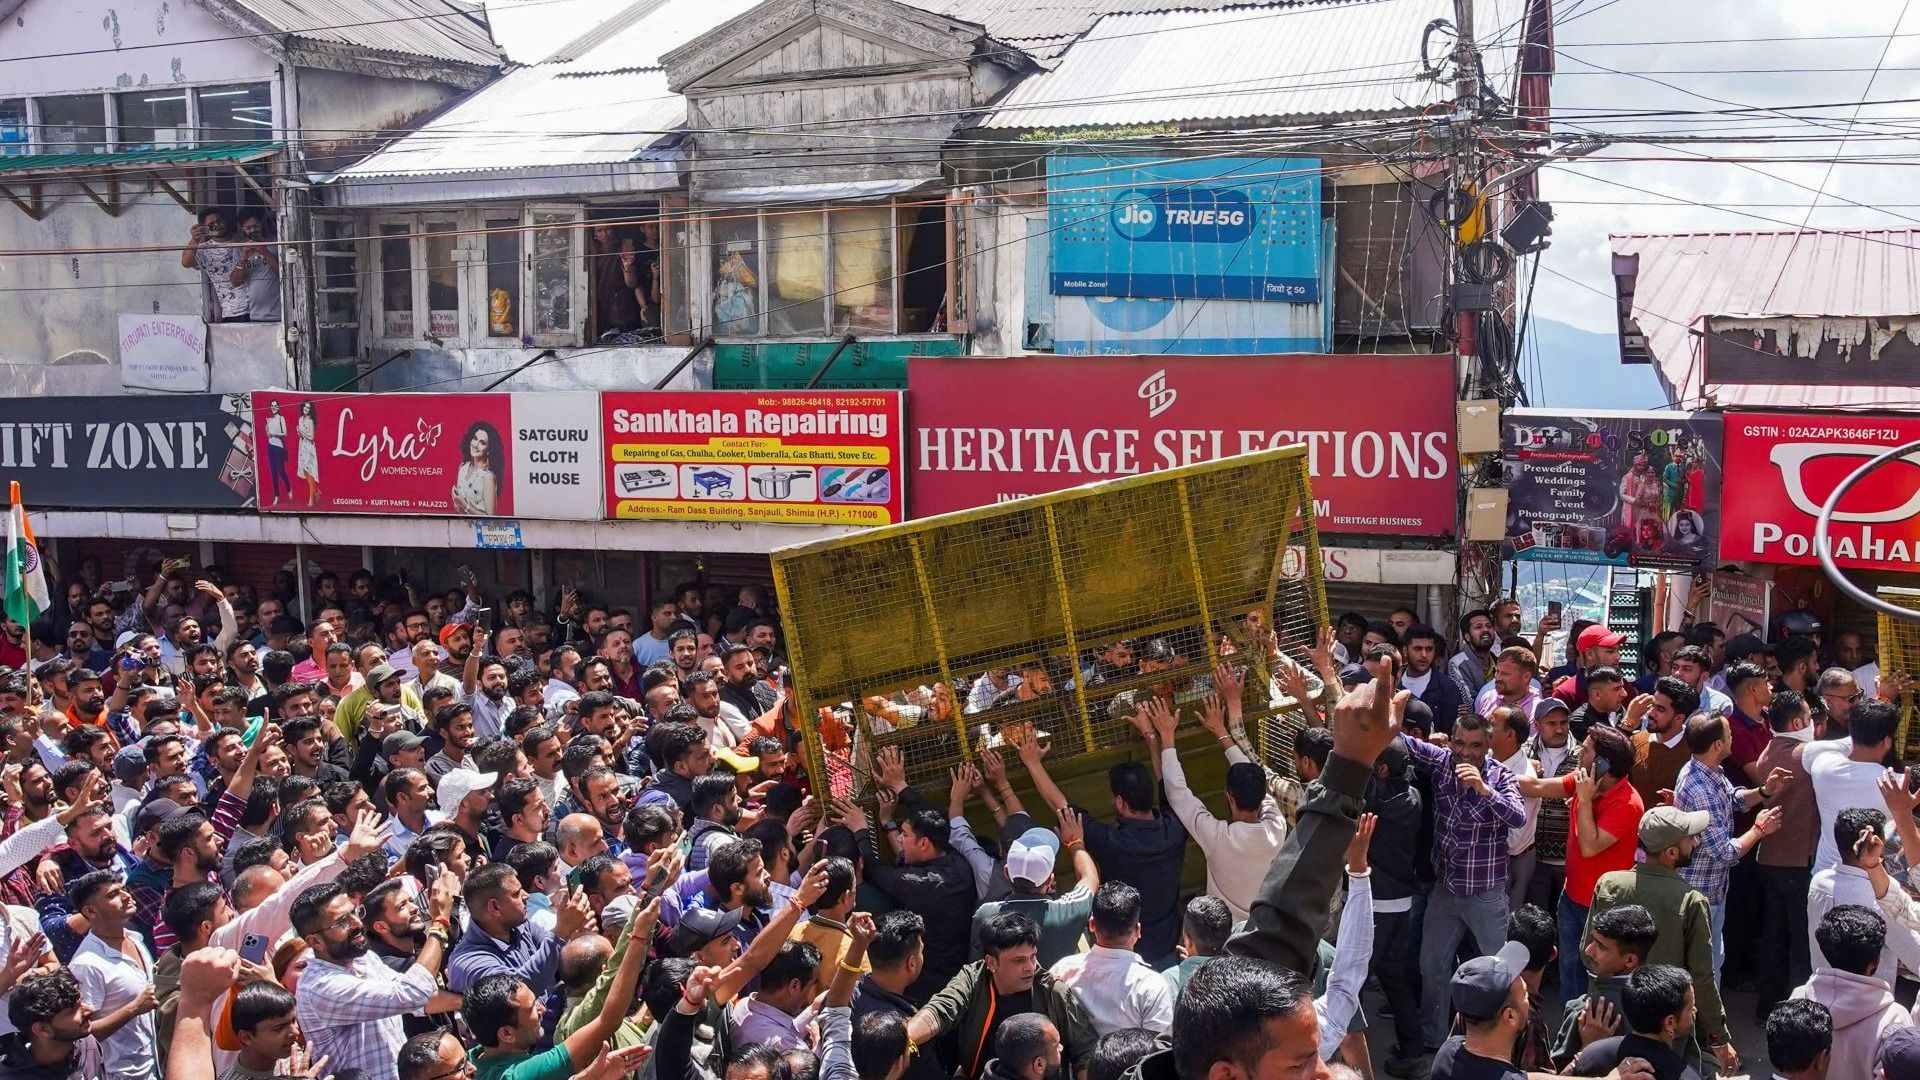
xmin=1112 ymin=193 xmax=1157 ymax=239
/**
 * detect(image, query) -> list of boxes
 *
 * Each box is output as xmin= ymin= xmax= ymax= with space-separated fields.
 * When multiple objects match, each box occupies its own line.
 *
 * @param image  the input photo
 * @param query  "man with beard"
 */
xmin=1448 ymin=609 xmax=1497 ymax=726
xmin=336 ymin=664 xmax=424 ymax=747
xmin=594 ymin=630 xmax=643 ymax=701
xmin=669 ymin=629 xmax=700 ymax=681
xmin=150 ymin=811 xmax=227 ymax=952
xmin=981 ymin=1013 xmax=1062 ymax=1080
xmin=225 ymin=639 xmax=265 ymax=702
xmin=384 ymin=609 xmax=433 ymax=680
xmin=0 ymin=969 xmax=106 ymax=1079
xmin=685 ymin=670 xmax=744 ymax=749
xmin=66 ymin=871 xmax=160 ymax=1080
xmin=641 ymin=722 xmax=712 ymax=814
xmin=446 ymin=861 xmax=592 ymax=995
xmin=685 ymin=773 xmax=744 ymax=872
xmin=291 ymin=869 xmax=460 ymax=1080
xmin=1400 ymin=625 xmax=1462 ymax=735
xmin=288 ymin=620 xmax=341 ymax=684
xmin=63 ymin=620 xmax=105 ymax=672
xmin=1627 ymin=678 xmax=1694 ymax=808
xmin=82 ymin=599 xmax=117 ymax=668
xmin=282 ymin=717 xmax=352 ymax=786
xmin=685 ymin=837 xmax=776 ymax=956
xmin=1475 ymin=645 xmax=1542 ymax=721
xmin=718 ymin=646 xmax=782 ymax=743
xmin=157 ymin=583 xmax=237 ymax=678
xmin=1582 ymin=806 xmax=1735 ymax=1074
xmin=462 ymin=657 xmax=513 ymax=742
xmin=424 ymin=704 xmax=478 ymax=785
xmin=361 ymin=878 xmax=458 ymax=1038
xmin=59 ymin=669 xmax=113 ymax=755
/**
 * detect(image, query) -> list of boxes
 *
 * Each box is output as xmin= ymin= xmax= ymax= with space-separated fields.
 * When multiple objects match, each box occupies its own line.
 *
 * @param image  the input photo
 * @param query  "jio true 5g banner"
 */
xmin=1047 ymin=155 xmax=1323 ymax=303
xmin=1502 ymin=409 xmax=1723 ymax=569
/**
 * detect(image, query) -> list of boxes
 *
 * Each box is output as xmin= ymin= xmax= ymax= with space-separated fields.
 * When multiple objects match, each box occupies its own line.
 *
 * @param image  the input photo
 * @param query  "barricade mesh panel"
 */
xmin=772 ymin=445 xmax=1329 ymax=802
xmin=1879 ymin=587 xmax=1920 ymax=758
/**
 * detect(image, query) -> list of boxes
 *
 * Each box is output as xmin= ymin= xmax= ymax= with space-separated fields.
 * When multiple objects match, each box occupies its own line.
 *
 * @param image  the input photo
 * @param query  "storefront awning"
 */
xmin=700 ymin=178 xmax=932 ymax=205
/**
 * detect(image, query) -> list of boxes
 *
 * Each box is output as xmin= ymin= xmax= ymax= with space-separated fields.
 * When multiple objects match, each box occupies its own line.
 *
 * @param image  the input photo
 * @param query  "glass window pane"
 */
xmin=709 ymin=213 xmax=760 ymax=335
xmin=37 ymin=96 xmax=107 ymax=154
xmin=115 ymin=91 xmax=188 ymax=151
xmin=832 ymin=206 xmax=895 ymax=332
xmin=379 ymin=224 xmax=414 ymax=339
xmin=486 ymin=219 xmax=521 ymax=338
xmin=0 ymin=100 xmax=27 ymax=156
xmin=530 ymin=211 xmax=575 ymax=337
xmin=767 ymin=210 xmax=827 ymax=335
xmin=664 ymin=209 xmax=690 ymax=338
xmin=195 ymin=83 xmax=272 ymax=145
xmin=425 ymin=221 xmax=458 ymax=338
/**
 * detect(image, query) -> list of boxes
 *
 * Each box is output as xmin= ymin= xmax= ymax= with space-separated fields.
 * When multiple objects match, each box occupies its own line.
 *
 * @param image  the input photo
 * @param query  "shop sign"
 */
xmin=602 ymin=391 xmax=906 ymax=526
xmin=907 ymin=354 xmax=1457 ymax=536
xmin=252 ymin=392 xmax=602 ymax=519
xmin=1048 ymin=155 xmax=1323 ymax=302
xmin=0 ymin=393 xmax=254 ymax=510
xmin=1281 ymin=546 xmax=1455 ymax=585
xmin=474 ymin=520 xmax=525 ymax=549
xmin=711 ymin=339 xmax=960 ymax=390
xmin=1707 ymin=569 xmax=1770 ymax=638
xmin=119 ymin=314 xmax=209 ymax=393
xmin=1722 ymin=410 xmax=1920 ymax=571
xmin=1502 ymin=409 xmax=1723 ymax=569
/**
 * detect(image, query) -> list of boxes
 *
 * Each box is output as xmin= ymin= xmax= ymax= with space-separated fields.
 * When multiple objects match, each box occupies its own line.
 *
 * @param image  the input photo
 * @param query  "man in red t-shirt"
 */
xmin=1515 ymin=723 xmax=1643 ymax=1003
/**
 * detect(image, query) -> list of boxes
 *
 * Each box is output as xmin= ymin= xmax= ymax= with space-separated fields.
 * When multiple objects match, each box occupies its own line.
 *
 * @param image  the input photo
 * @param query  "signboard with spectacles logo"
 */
xmin=1723 ymin=410 xmax=1920 ymax=572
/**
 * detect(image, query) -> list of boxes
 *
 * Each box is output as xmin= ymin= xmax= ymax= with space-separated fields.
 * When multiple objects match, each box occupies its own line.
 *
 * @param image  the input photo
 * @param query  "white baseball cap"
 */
xmin=1004 ymin=826 xmax=1060 ymax=887
xmin=436 ymin=768 xmax=498 ymax=811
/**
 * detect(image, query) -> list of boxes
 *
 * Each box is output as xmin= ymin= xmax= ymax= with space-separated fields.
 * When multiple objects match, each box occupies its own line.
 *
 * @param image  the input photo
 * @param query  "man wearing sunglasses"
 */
xmin=1814 ymin=668 xmax=1865 ymax=732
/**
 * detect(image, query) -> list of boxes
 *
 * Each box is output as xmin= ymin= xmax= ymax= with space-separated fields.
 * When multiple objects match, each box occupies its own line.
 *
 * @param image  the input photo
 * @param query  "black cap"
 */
xmin=1725 ymin=633 xmax=1774 ymax=661
xmin=669 ymin=906 xmax=744 ymax=955
xmin=1450 ymin=942 xmax=1531 ymax=1021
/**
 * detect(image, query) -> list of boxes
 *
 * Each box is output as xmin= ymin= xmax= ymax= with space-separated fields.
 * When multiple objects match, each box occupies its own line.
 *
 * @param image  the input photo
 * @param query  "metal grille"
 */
xmin=1879 ymin=586 xmax=1920 ymax=759
xmin=772 ymin=444 xmax=1329 ymax=801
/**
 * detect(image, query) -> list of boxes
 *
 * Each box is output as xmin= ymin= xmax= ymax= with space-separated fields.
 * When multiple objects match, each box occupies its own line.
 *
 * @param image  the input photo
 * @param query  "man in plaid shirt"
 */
xmin=1401 ymin=711 xmax=1526 ymax=1050
xmin=1672 ymin=712 xmax=1786 ymax=978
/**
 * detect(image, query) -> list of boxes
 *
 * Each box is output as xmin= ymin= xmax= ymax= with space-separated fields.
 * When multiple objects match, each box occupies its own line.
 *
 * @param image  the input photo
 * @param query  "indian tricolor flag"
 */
xmin=4 ymin=483 xmax=47 ymax=628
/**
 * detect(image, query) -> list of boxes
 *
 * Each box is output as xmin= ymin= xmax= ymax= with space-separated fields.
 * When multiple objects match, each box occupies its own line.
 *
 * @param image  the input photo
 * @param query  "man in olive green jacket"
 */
xmin=908 ymin=911 xmax=1096 ymax=1080
xmin=1580 ymin=806 xmax=1732 ymax=1075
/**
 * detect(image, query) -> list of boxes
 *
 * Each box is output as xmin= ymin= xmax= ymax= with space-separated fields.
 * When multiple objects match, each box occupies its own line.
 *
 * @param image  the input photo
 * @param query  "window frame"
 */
xmin=367 ymin=206 xmax=590 ymax=350
xmin=695 ymin=198 xmax=958 ymax=341
xmin=5 ymin=80 xmax=274 ymax=156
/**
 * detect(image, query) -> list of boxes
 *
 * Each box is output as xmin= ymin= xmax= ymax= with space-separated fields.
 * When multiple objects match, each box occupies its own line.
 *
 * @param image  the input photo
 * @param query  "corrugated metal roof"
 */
xmin=548 ymin=0 xmax=770 ymax=73
xmin=1613 ymin=229 xmax=1920 ymax=410
xmin=213 ymin=0 xmax=502 ymax=68
xmin=0 ymin=142 xmax=280 ymax=174
xmin=978 ymin=0 xmax=1522 ymax=127
xmin=336 ymin=64 xmax=683 ymax=177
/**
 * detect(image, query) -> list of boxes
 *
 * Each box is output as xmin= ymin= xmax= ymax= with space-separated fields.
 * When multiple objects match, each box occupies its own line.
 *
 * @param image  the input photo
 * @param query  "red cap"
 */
xmin=438 ymin=622 xmax=470 ymax=646
xmin=1577 ymin=625 xmax=1626 ymax=652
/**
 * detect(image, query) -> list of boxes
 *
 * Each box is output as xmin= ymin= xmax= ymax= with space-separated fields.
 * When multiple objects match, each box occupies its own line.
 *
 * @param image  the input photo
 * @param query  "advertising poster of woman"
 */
xmin=252 ymin=393 xmax=515 ymax=517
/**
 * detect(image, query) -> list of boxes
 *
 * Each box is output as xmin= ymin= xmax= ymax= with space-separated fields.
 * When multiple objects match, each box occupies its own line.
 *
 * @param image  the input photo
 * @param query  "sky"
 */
xmin=1524 ymin=0 xmax=1920 ymax=332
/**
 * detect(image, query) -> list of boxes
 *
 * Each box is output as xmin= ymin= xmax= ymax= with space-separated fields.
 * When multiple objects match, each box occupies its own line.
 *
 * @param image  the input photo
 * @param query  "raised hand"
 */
xmin=1573 ymin=766 xmax=1597 ymax=805
xmin=831 ymin=797 xmax=868 ymax=833
xmin=341 ymin=809 xmax=392 ymax=863
xmin=682 ymin=965 xmax=721 ymax=1007
xmin=575 ymin=1044 xmax=653 ymax=1080
xmin=1880 ymin=769 xmax=1919 ymax=817
xmin=1761 ymin=766 xmax=1794 ymax=799
xmin=1454 ymin=760 xmax=1490 ymax=797
xmin=1198 ymin=695 xmax=1229 ymax=740
xmin=1211 ymin=661 xmax=1244 ymax=712
xmin=1056 ymin=806 xmax=1085 ymax=849
xmin=1309 ymin=625 xmax=1337 ymax=676
xmin=1578 ymin=996 xmax=1620 ymax=1045
xmin=848 ymin=911 xmax=877 ymax=950
xmin=1754 ymin=806 xmax=1784 ymax=836
xmin=1330 ymin=653 xmax=1405 ymax=766
xmin=555 ymin=885 xmax=596 ymax=938
xmin=874 ymin=745 xmax=907 ymax=792
xmin=794 ymin=859 xmax=832 ymax=908
xmin=178 ymin=948 xmax=242 ymax=1006
xmin=978 ymin=747 xmax=1007 ymax=787
xmin=1345 ymin=812 xmax=1376 ymax=874
xmin=1144 ymin=698 xmax=1179 ymax=745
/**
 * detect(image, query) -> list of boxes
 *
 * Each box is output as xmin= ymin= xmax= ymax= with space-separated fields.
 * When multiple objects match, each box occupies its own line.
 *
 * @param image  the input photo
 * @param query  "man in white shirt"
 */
xmin=1150 ymin=699 xmax=1285 ymax=919
xmin=1804 ymin=699 xmax=1904 ymax=874
xmin=1046 ymin=881 xmax=1172 ymax=1035
xmin=67 ymin=872 xmax=158 ymax=1080
xmin=1806 ymin=805 xmax=1920 ymax=981
xmin=1488 ymin=705 xmax=1540 ymax=910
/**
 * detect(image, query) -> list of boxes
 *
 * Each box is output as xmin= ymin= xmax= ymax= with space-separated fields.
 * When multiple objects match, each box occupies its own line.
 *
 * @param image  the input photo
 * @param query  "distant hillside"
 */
xmin=1523 ymin=317 xmax=1669 ymax=411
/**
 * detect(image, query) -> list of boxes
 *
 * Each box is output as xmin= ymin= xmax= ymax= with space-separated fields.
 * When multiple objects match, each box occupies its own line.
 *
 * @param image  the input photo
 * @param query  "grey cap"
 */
xmin=1450 ymin=941 xmax=1532 ymax=1021
xmin=111 ymin=745 xmax=150 ymax=786
xmin=382 ymin=729 xmax=427 ymax=757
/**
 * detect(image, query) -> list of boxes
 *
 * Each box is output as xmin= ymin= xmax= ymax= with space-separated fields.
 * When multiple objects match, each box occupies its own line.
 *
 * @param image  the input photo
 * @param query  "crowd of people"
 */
xmin=0 ymin=561 xmax=1909 ymax=1080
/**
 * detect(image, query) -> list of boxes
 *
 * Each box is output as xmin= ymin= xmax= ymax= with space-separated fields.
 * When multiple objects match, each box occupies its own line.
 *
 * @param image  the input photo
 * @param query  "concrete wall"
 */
xmin=0 ymin=0 xmax=276 ymax=97
xmin=293 ymin=68 xmax=468 ymax=173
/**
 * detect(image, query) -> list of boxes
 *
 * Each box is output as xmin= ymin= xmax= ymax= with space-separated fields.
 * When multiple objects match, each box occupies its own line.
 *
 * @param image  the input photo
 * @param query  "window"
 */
xmin=697 ymin=200 xmax=953 ymax=338
xmin=424 ymin=219 xmax=460 ymax=338
xmin=379 ymin=223 xmax=415 ymax=339
xmin=371 ymin=206 xmax=585 ymax=348
xmin=314 ymin=218 xmax=361 ymax=362
xmin=485 ymin=218 xmax=521 ymax=338
xmin=0 ymin=100 xmax=25 ymax=156
xmin=38 ymin=95 xmax=107 ymax=153
xmin=196 ymin=84 xmax=272 ymax=145
xmin=116 ymin=91 xmax=188 ymax=150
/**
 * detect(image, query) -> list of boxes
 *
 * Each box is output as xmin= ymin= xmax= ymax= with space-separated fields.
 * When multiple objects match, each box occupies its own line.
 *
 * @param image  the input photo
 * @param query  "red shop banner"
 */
xmin=602 ymin=391 xmax=905 ymax=526
xmin=254 ymin=392 xmax=516 ymax=517
xmin=907 ymin=354 xmax=1458 ymax=535
xmin=1723 ymin=410 xmax=1920 ymax=571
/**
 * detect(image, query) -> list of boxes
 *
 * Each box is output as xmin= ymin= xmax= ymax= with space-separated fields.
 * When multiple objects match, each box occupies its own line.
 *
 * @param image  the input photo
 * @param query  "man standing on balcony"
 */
xmin=180 ymin=208 xmax=248 ymax=323
xmin=230 ymin=211 xmax=281 ymax=322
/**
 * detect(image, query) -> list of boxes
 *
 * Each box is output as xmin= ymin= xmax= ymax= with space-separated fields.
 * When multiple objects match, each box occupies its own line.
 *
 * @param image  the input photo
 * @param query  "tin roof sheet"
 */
xmin=1612 ymin=229 xmax=1920 ymax=410
xmin=217 ymin=0 xmax=502 ymax=67
xmin=978 ymin=0 xmax=1523 ymax=129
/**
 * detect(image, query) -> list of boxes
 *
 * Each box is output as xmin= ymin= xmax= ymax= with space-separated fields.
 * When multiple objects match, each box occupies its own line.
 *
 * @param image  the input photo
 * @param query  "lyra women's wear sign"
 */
xmin=250 ymin=393 xmax=603 ymax=520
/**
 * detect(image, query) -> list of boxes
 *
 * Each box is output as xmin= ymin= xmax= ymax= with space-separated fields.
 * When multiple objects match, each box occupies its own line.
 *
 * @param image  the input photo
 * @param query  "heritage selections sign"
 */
xmin=602 ymin=392 xmax=906 ymax=527
xmin=251 ymin=392 xmax=601 ymax=519
xmin=0 ymin=394 xmax=254 ymax=509
xmin=907 ymin=354 xmax=1457 ymax=535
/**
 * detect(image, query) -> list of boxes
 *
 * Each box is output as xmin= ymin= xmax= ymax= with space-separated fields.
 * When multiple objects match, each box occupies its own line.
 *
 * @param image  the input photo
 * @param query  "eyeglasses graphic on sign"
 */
xmin=1769 ymin=441 xmax=1920 ymax=522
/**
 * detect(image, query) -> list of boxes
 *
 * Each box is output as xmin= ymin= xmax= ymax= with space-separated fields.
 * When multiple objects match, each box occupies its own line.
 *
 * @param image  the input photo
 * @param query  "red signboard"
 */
xmin=1722 ymin=411 xmax=1920 ymax=571
xmin=602 ymin=392 xmax=905 ymax=527
xmin=254 ymin=392 xmax=517 ymax=517
xmin=907 ymin=354 xmax=1458 ymax=534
